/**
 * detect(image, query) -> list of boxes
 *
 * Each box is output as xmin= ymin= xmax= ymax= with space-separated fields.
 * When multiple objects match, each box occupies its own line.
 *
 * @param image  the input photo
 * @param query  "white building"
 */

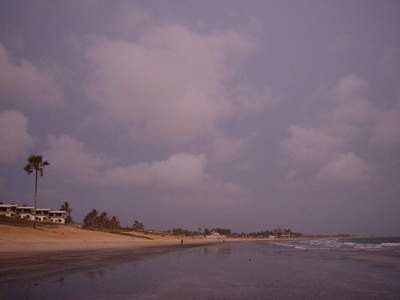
xmin=16 ymin=206 xmax=35 ymax=221
xmin=0 ymin=203 xmax=67 ymax=224
xmin=49 ymin=210 xmax=67 ymax=224
xmin=0 ymin=204 xmax=17 ymax=217
xmin=206 ymin=232 xmax=226 ymax=239
xmin=35 ymin=208 xmax=51 ymax=222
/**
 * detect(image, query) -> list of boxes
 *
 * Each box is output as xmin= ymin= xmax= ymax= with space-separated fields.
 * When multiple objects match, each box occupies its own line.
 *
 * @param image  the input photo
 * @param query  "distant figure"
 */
xmin=181 ymin=239 xmax=184 ymax=245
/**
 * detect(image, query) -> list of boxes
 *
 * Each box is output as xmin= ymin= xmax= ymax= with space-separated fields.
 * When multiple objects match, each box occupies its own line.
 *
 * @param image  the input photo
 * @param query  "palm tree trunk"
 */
xmin=33 ymin=169 xmax=38 ymax=228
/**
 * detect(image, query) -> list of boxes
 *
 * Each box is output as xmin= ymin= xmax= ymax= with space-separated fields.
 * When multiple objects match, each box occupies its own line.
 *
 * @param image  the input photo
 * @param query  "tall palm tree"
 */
xmin=24 ymin=155 xmax=49 ymax=228
xmin=60 ymin=201 xmax=72 ymax=224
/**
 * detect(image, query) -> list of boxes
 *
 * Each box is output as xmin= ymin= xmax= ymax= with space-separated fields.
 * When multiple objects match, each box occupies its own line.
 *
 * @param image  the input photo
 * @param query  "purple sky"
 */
xmin=1 ymin=1 xmax=399 ymax=235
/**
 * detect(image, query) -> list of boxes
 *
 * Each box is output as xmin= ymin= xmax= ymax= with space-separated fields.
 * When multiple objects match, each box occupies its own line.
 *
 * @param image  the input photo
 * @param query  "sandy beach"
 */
xmin=0 ymin=223 xmax=223 ymax=283
xmin=0 ymin=223 xmax=217 ymax=253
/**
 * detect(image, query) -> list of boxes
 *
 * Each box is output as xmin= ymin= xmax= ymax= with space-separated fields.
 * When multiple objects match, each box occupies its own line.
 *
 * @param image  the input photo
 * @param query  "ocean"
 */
xmin=1 ymin=238 xmax=400 ymax=299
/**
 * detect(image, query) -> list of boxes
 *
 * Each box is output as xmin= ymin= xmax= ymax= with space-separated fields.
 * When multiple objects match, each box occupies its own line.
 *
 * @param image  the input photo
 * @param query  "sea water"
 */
xmin=1 ymin=238 xmax=400 ymax=299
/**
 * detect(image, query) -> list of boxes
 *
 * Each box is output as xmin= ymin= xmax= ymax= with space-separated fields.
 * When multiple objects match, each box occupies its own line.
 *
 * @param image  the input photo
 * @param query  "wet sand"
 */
xmin=0 ymin=244 xmax=211 ymax=283
xmin=0 ymin=224 xmax=223 ymax=283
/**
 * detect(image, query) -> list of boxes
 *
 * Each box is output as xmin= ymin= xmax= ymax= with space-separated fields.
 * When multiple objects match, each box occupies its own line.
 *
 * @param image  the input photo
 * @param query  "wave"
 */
xmin=271 ymin=239 xmax=400 ymax=252
xmin=381 ymin=243 xmax=400 ymax=247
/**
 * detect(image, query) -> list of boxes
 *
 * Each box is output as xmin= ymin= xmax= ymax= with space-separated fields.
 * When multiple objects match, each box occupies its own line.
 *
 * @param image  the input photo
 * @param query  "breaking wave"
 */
xmin=271 ymin=238 xmax=400 ymax=252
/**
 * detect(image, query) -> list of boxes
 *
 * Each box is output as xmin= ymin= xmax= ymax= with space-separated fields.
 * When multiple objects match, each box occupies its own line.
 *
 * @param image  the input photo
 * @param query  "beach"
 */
xmin=0 ymin=223 xmax=217 ymax=253
xmin=0 ymin=223 xmax=226 ymax=283
xmin=1 ymin=235 xmax=400 ymax=299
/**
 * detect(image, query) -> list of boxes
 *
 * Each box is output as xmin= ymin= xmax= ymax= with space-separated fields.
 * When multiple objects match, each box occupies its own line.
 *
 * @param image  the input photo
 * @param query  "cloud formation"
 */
xmin=281 ymin=75 xmax=377 ymax=184
xmin=0 ymin=110 xmax=33 ymax=164
xmin=0 ymin=44 xmax=62 ymax=109
xmin=102 ymin=153 xmax=208 ymax=190
xmin=85 ymin=25 xmax=256 ymax=144
xmin=210 ymin=135 xmax=248 ymax=163
xmin=44 ymin=134 xmax=243 ymax=202
xmin=280 ymin=126 xmax=343 ymax=166
xmin=44 ymin=135 xmax=104 ymax=183
xmin=371 ymin=110 xmax=400 ymax=146
xmin=316 ymin=152 xmax=370 ymax=184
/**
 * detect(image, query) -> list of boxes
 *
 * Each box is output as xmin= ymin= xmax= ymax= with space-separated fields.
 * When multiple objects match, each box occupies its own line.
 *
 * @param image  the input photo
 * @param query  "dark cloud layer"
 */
xmin=1 ymin=1 xmax=399 ymax=235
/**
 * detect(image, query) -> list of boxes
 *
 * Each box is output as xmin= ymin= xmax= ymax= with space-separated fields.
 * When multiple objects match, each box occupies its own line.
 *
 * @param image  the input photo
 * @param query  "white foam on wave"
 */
xmin=381 ymin=243 xmax=400 ymax=247
xmin=294 ymin=246 xmax=306 ymax=250
xmin=272 ymin=239 xmax=400 ymax=252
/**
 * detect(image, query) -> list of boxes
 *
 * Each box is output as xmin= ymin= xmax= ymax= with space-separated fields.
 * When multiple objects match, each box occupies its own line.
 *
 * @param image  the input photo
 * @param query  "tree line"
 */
xmin=166 ymin=227 xmax=302 ymax=238
xmin=83 ymin=209 xmax=121 ymax=230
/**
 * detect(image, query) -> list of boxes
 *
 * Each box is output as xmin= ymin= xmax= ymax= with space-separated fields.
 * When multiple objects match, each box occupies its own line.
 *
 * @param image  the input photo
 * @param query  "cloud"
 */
xmin=44 ymin=135 xmax=105 ymax=183
xmin=44 ymin=135 xmax=244 ymax=201
xmin=280 ymin=74 xmax=377 ymax=184
xmin=280 ymin=126 xmax=343 ymax=166
xmin=371 ymin=110 xmax=400 ymax=146
xmin=316 ymin=152 xmax=371 ymax=184
xmin=211 ymin=135 xmax=248 ymax=163
xmin=329 ymin=74 xmax=376 ymax=126
xmin=102 ymin=153 xmax=208 ymax=190
xmin=0 ymin=110 xmax=33 ymax=164
xmin=0 ymin=44 xmax=62 ymax=108
xmin=85 ymin=25 xmax=257 ymax=144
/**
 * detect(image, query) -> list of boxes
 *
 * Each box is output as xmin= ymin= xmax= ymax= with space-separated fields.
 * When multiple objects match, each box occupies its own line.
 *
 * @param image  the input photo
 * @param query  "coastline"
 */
xmin=0 ymin=223 xmax=221 ymax=283
xmin=0 ymin=243 xmax=216 ymax=283
xmin=0 ymin=223 xmax=298 ymax=283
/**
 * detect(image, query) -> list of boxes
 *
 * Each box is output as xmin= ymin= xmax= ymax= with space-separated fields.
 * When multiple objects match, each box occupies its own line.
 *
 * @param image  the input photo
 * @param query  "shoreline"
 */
xmin=0 ymin=223 xmax=234 ymax=283
xmin=0 ymin=223 xmax=301 ymax=283
xmin=0 ymin=243 xmax=217 ymax=284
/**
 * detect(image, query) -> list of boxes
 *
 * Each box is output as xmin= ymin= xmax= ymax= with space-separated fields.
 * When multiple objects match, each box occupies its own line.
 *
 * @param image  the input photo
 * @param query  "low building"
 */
xmin=49 ymin=210 xmax=67 ymax=224
xmin=16 ymin=206 xmax=36 ymax=221
xmin=0 ymin=204 xmax=18 ymax=217
xmin=206 ymin=232 xmax=226 ymax=239
xmin=0 ymin=203 xmax=67 ymax=224
xmin=35 ymin=208 xmax=50 ymax=222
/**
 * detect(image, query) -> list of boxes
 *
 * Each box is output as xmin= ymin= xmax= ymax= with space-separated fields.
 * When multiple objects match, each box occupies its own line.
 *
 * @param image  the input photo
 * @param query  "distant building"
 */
xmin=16 ymin=206 xmax=35 ymax=221
xmin=0 ymin=204 xmax=17 ymax=218
xmin=281 ymin=233 xmax=292 ymax=238
xmin=49 ymin=210 xmax=67 ymax=224
xmin=35 ymin=208 xmax=51 ymax=222
xmin=206 ymin=232 xmax=226 ymax=239
xmin=0 ymin=203 xmax=66 ymax=224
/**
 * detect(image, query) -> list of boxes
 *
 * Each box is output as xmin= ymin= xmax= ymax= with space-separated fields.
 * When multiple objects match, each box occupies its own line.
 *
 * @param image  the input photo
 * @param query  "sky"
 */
xmin=0 ymin=0 xmax=399 ymax=235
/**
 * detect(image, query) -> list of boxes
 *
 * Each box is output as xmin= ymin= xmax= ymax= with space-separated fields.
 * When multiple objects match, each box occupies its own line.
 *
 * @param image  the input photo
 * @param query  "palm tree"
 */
xmin=24 ymin=155 xmax=49 ymax=228
xmin=83 ymin=209 xmax=98 ymax=228
xmin=60 ymin=202 xmax=72 ymax=224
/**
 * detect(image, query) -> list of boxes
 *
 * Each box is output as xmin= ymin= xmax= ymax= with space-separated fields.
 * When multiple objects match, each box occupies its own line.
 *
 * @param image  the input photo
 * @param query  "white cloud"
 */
xmin=316 ymin=152 xmax=370 ymax=184
xmin=44 ymin=135 xmax=104 ymax=183
xmin=280 ymin=126 xmax=343 ymax=165
xmin=329 ymin=74 xmax=376 ymax=126
xmin=0 ymin=44 xmax=62 ymax=108
xmin=0 ymin=110 xmax=33 ymax=164
xmin=102 ymin=153 xmax=208 ymax=190
xmin=85 ymin=25 xmax=257 ymax=144
xmin=44 ymin=134 xmax=244 ymax=201
xmin=280 ymin=74 xmax=377 ymax=184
